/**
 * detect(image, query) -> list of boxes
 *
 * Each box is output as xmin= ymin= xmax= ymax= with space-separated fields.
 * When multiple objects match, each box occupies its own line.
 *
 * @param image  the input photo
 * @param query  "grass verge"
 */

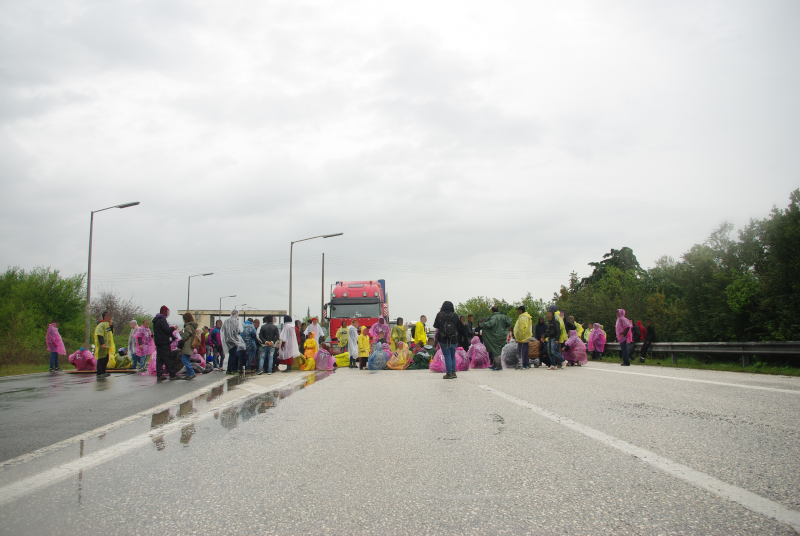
xmin=602 ymin=353 xmax=800 ymax=376
xmin=0 ymin=362 xmax=77 ymax=377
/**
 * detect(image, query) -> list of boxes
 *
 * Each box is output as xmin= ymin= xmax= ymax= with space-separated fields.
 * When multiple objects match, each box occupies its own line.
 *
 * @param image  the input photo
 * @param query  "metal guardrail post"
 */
xmin=670 ymin=344 xmax=676 ymax=365
xmin=741 ymin=346 xmax=749 ymax=368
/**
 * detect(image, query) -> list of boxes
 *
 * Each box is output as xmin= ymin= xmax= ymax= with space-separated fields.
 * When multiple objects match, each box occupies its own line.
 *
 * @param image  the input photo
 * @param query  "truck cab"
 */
xmin=326 ymin=280 xmax=388 ymax=352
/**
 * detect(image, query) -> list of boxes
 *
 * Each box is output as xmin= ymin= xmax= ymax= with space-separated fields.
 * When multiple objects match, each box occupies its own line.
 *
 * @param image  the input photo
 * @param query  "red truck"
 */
xmin=325 ymin=280 xmax=389 ymax=351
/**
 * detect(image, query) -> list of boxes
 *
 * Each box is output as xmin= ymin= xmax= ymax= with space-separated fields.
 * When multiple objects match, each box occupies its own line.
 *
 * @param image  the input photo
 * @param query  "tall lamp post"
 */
xmin=84 ymin=201 xmax=140 ymax=347
xmin=290 ymin=233 xmax=343 ymax=317
xmin=187 ymin=273 xmax=213 ymax=310
xmin=219 ymin=295 xmax=236 ymax=324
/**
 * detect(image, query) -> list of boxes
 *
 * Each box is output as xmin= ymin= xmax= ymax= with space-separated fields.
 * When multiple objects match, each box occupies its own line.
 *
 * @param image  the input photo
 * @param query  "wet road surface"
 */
xmin=0 ymin=363 xmax=799 ymax=535
xmin=0 ymin=370 xmax=229 ymax=463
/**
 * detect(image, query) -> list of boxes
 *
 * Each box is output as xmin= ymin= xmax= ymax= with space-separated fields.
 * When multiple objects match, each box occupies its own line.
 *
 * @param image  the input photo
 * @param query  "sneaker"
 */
xmin=257 ymin=370 xmax=263 ymax=375
xmin=453 ymin=373 xmax=457 ymax=379
xmin=516 ymin=366 xmax=522 ymax=370
xmin=549 ymin=366 xmax=556 ymax=370
xmin=443 ymin=373 xmax=453 ymax=379
xmin=169 ymin=375 xmax=178 ymax=380
xmin=267 ymin=372 xmax=272 ymax=375
xmin=49 ymin=368 xmax=54 ymax=372
xmin=54 ymin=367 xmax=62 ymax=371
xmin=639 ymin=357 xmax=645 ymax=363
xmin=184 ymin=375 xmax=196 ymax=380
xmin=621 ymin=363 xmax=631 ymax=366
xmin=105 ymin=373 xmax=111 ymax=377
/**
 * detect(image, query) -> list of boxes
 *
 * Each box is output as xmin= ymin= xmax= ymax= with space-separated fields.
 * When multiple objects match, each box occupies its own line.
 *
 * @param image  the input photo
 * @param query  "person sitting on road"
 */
xmin=563 ymin=329 xmax=588 ymax=366
xmin=387 ymin=341 xmax=411 ymax=370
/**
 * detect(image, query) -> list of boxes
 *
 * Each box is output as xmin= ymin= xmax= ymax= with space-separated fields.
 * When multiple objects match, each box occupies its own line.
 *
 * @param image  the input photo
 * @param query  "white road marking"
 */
xmin=586 ymin=366 xmax=800 ymax=395
xmin=0 ymin=374 xmax=311 ymax=506
xmin=479 ymin=384 xmax=800 ymax=533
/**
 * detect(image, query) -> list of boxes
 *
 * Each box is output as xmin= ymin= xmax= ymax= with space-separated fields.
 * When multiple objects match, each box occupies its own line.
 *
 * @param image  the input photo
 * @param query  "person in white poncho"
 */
xmin=222 ymin=310 xmax=244 ymax=374
xmin=280 ymin=315 xmax=301 ymax=372
xmin=347 ymin=321 xmax=359 ymax=368
xmin=304 ymin=317 xmax=326 ymax=344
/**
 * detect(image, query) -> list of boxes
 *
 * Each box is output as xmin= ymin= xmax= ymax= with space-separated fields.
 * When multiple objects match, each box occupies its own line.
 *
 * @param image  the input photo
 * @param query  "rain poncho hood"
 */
xmin=501 ymin=341 xmax=518 ymax=368
xmin=466 ymin=336 xmax=490 ymax=368
xmin=367 ymin=342 xmax=387 ymax=370
xmin=635 ymin=320 xmax=645 ymax=340
xmin=46 ymin=323 xmax=66 ymax=355
xmin=441 ymin=301 xmax=455 ymax=314
xmin=513 ymin=312 xmax=533 ymax=343
xmin=615 ymin=309 xmax=633 ymax=343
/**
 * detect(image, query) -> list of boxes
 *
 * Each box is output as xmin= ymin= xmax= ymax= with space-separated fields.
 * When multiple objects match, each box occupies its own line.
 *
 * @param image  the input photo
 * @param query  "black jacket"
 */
xmin=534 ymin=321 xmax=547 ymax=341
xmin=545 ymin=318 xmax=560 ymax=340
xmin=434 ymin=311 xmax=466 ymax=345
xmin=645 ymin=325 xmax=656 ymax=343
xmin=259 ymin=323 xmax=280 ymax=344
xmin=153 ymin=315 xmax=175 ymax=347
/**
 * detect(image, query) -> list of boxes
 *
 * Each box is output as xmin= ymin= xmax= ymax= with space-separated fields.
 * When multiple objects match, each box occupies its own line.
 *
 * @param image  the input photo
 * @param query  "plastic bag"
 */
xmin=455 ymin=347 xmax=470 ymax=371
xmin=429 ymin=349 xmax=446 ymax=373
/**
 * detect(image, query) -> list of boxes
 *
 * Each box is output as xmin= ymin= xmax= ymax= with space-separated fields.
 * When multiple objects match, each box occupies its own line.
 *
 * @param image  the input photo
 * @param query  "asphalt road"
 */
xmin=0 ymin=370 xmax=230 ymax=463
xmin=0 ymin=363 xmax=798 ymax=535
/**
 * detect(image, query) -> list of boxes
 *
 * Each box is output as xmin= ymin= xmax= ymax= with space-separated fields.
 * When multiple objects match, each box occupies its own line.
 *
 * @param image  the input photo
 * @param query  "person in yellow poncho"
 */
xmin=512 ymin=306 xmax=533 ymax=369
xmin=556 ymin=311 xmax=568 ymax=343
xmin=390 ymin=317 xmax=407 ymax=352
xmin=569 ymin=316 xmax=584 ymax=339
xmin=357 ymin=326 xmax=371 ymax=369
xmin=301 ymin=337 xmax=317 ymax=370
xmin=335 ymin=320 xmax=349 ymax=353
xmin=94 ymin=311 xmax=114 ymax=377
xmin=387 ymin=341 xmax=411 ymax=370
xmin=414 ymin=315 xmax=428 ymax=346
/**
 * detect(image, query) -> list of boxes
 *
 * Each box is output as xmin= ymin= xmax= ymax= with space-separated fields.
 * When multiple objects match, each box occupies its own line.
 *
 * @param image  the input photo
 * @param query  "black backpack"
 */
xmin=440 ymin=314 xmax=458 ymax=339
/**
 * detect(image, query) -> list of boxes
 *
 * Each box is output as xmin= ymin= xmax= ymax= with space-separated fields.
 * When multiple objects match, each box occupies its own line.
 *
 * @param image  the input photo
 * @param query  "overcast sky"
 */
xmin=1 ymin=0 xmax=798 ymax=324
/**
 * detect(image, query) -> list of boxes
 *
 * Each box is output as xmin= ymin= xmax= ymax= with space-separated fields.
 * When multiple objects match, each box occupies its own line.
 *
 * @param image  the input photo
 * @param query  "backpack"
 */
xmin=440 ymin=313 xmax=458 ymax=339
xmin=191 ymin=327 xmax=202 ymax=349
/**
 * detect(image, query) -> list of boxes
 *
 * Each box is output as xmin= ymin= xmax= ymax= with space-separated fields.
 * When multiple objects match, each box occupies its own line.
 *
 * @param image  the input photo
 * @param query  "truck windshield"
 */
xmin=331 ymin=303 xmax=381 ymax=319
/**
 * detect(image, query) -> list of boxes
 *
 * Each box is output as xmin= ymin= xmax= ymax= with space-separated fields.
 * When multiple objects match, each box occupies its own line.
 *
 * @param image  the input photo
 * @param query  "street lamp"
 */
xmin=219 ymin=295 xmax=236 ymax=324
xmin=84 ymin=201 xmax=140 ymax=347
xmin=187 ymin=273 xmax=213 ymax=310
xmin=290 ymin=233 xmax=343 ymax=317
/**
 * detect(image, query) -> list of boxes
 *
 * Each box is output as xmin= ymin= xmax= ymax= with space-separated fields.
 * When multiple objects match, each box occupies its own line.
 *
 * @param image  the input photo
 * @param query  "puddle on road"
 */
xmin=150 ymin=371 xmax=333 ymax=448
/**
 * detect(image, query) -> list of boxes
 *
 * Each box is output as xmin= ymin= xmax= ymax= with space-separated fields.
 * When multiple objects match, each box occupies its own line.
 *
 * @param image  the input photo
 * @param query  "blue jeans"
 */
xmin=240 ymin=347 xmax=253 ymax=370
xmin=181 ymin=354 xmax=196 ymax=377
xmin=259 ymin=346 xmax=276 ymax=372
xmin=49 ymin=351 xmax=58 ymax=369
xmin=130 ymin=352 xmax=143 ymax=369
xmin=547 ymin=339 xmax=564 ymax=367
xmin=440 ymin=342 xmax=457 ymax=374
xmin=620 ymin=341 xmax=629 ymax=365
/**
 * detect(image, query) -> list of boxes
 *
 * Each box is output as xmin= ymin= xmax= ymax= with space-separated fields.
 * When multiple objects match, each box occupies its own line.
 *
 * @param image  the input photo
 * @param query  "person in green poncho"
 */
xmin=390 ymin=317 xmax=407 ymax=352
xmin=94 ymin=311 xmax=113 ymax=377
xmin=479 ymin=306 xmax=512 ymax=369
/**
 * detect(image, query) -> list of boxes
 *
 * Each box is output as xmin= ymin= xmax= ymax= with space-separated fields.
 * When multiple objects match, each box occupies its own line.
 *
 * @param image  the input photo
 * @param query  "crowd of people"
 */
xmin=43 ymin=302 xmax=656 ymax=380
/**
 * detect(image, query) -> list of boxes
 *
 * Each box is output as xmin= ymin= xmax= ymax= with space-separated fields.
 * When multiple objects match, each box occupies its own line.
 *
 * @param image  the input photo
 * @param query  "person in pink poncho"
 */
xmin=466 ymin=336 xmax=490 ymax=368
xmin=615 ymin=309 xmax=633 ymax=366
xmin=134 ymin=320 xmax=156 ymax=371
xmin=369 ymin=317 xmax=391 ymax=343
xmin=588 ymin=323 xmax=606 ymax=360
xmin=562 ymin=330 xmax=588 ymax=366
xmin=455 ymin=347 xmax=470 ymax=371
xmin=46 ymin=320 xmax=66 ymax=372
xmin=69 ymin=348 xmax=96 ymax=371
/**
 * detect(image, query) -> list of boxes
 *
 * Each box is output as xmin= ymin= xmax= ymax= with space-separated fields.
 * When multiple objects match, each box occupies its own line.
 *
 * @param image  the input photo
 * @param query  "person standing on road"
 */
xmin=414 ymin=316 xmax=428 ymax=346
xmin=153 ymin=306 xmax=176 ymax=380
xmin=616 ymin=309 xmax=633 ymax=366
xmin=223 ymin=310 xmax=242 ymax=374
xmin=46 ymin=319 xmax=66 ymax=372
xmin=589 ymin=322 xmax=606 ymax=360
xmin=369 ymin=317 xmax=390 ymax=343
xmin=209 ymin=319 xmax=223 ymax=370
xmin=127 ymin=320 xmax=142 ymax=370
xmin=241 ymin=317 xmax=258 ymax=373
xmin=640 ymin=319 xmax=656 ymax=362
xmin=390 ymin=317 xmax=407 ymax=352
xmin=94 ymin=311 xmax=114 ymax=378
xmin=458 ymin=316 xmax=473 ymax=351
xmin=280 ymin=315 xmax=301 ymax=372
xmin=134 ymin=319 xmax=155 ymax=371
xmin=258 ymin=315 xmax=280 ymax=375
xmin=544 ymin=310 xmax=565 ymax=370
xmin=179 ymin=313 xmax=198 ymax=380
xmin=199 ymin=326 xmax=209 ymax=363
xmin=534 ymin=317 xmax=547 ymax=343
xmin=513 ymin=306 xmax=533 ymax=369
xmin=336 ymin=320 xmax=349 ymax=353
xmin=434 ymin=301 xmax=465 ymax=380
xmin=480 ymin=306 xmax=512 ymax=370
xmin=347 ymin=320 xmax=359 ymax=368
xmin=357 ymin=326 xmax=371 ymax=369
